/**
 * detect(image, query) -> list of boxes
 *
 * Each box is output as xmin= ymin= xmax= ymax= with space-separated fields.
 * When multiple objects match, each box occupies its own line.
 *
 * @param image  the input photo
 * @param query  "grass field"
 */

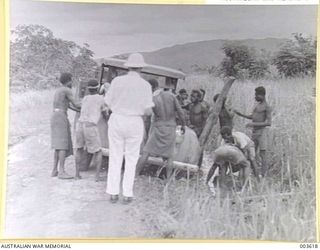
xmin=8 ymin=75 xmax=316 ymax=241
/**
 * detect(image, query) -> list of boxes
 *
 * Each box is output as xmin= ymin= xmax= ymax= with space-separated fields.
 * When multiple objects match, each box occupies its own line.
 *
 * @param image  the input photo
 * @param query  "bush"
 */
xmin=218 ymin=42 xmax=270 ymax=80
xmin=273 ymin=33 xmax=316 ymax=78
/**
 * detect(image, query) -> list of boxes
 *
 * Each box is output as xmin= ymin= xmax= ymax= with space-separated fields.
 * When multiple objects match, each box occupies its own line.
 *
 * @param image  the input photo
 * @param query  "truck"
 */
xmin=74 ymin=58 xmax=201 ymax=178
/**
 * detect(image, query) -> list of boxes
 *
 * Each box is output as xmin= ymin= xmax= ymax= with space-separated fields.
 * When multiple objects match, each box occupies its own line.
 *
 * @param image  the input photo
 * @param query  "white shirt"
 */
xmin=79 ymin=94 xmax=106 ymax=125
xmin=105 ymin=71 xmax=154 ymax=116
xmin=221 ymin=131 xmax=253 ymax=149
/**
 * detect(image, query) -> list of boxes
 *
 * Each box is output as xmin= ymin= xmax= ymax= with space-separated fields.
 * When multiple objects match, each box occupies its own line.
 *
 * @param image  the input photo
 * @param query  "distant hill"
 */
xmin=96 ymin=38 xmax=287 ymax=73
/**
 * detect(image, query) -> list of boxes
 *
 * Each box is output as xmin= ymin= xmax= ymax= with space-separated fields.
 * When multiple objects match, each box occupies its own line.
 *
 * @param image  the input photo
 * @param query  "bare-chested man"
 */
xmin=186 ymin=89 xmax=209 ymax=137
xmin=234 ymin=86 xmax=272 ymax=177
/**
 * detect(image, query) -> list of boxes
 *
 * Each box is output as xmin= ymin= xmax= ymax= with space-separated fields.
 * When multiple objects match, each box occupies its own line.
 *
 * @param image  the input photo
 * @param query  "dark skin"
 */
xmin=234 ymin=93 xmax=271 ymax=128
xmin=188 ymin=92 xmax=208 ymax=136
xmin=234 ymin=92 xmax=271 ymax=177
xmin=136 ymin=85 xmax=186 ymax=180
xmin=221 ymin=131 xmax=258 ymax=178
xmin=51 ymin=79 xmax=81 ymax=179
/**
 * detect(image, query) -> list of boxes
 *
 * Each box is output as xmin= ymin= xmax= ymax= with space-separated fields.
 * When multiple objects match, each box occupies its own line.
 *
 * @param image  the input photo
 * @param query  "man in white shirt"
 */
xmin=75 ymin=79 xmax=108 ymax=182
xmin=220 ymin=126 xmax=258 ymax=177
xmin=105 ymin=53 xmax=154 ymax=204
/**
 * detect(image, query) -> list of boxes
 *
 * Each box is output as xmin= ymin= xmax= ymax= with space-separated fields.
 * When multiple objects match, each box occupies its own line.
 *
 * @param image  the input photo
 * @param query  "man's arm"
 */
xmin=202 ymin=105 xmax=209 ymax=123
xmin=247 ymin=106 xmax=272 ymax=128
xmin=66 ymin=89 xmax=81 ymax=110
xmin=101 ymin=100 xmax=109 ymax=120
xmin=69 ymin=103 xmax=81 ymax=112
xmin=174 ymin=96 xmax=186 ymax=132
xmin=143 ymin=83 xmax=154 ymax=116
xmin=234 ymin=109 xmax=252 ymax=120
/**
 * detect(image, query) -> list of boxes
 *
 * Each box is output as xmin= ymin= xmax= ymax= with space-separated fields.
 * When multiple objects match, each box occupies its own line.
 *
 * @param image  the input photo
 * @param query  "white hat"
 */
xmin=124 ymin=53 xmax=146 ymax=68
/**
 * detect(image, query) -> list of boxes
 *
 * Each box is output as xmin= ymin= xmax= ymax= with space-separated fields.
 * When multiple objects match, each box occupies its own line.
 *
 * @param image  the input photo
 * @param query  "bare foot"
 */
xmin=74 ymin=175 xmax=82 ymax=180
xmin=95 ymin=176 xmax=99 ymax=182
xmin=51 ymin=170 xmax=58 ymax=177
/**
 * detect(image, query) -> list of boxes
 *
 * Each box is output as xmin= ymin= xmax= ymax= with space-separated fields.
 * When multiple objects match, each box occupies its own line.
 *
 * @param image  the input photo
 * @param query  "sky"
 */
xmin=10 ymin=0 xmax=318 ymax=58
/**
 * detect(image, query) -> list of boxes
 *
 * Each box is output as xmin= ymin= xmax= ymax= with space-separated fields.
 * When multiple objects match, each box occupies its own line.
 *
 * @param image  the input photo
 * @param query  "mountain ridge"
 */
xmin=96 ymin=37 xmax=288 ymax=73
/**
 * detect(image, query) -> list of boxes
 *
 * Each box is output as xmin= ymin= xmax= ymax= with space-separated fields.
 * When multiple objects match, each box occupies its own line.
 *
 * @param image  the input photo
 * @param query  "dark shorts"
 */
xmin=252 ymin=128 xmax=268 ymax=151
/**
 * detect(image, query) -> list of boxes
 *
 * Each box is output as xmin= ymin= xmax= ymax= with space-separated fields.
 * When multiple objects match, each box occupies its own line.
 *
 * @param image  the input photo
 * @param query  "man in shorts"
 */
xmin=75 ymin=79 xmax=108 ymax=181
xmin=234 ymin=86 xmax=272 ymax=177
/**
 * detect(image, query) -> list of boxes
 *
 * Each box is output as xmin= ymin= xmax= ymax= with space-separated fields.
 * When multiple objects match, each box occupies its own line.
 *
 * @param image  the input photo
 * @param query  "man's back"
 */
xmin=152 ymin=91 xmax=181 ymax=126
xmin=79 ymin=94 xmax=105 ymax=125
xmin=105 ymin=71 xmax=153 ymax=116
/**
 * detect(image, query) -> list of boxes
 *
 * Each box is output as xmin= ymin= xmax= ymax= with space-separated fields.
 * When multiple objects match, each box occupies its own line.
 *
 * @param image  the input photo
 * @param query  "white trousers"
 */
xmin=106 ymin=113 xmax=144 ymax=197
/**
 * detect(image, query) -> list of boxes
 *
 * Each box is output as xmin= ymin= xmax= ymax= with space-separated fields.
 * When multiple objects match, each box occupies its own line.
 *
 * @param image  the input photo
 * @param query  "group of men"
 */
xmin=50 ymin=53 xmax=272 ymax=204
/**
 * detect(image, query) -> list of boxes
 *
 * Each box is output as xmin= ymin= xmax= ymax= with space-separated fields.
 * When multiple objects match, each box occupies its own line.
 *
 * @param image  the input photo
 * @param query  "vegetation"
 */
xmin=273 ymin=33 xmax=316 ymax=78
xmin=216 ymin=34 xmax=316 ymax=80
xmin=218 ymin=42 xmax=270 ymax=80
xmin=132 ymin=75 xmax=316 ymax=240
xmin=10 ymin=25 xmax=98 ymax=91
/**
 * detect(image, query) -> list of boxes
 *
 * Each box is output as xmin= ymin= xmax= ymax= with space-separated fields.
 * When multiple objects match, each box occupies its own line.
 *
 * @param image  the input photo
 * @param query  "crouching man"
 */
xmin=206 ymin=144 xmax=251 ymax=195
xmin=74 ymin=79 xmax=108 ymax=181
xmin=220 ymin=126 xmax=258 ymax=177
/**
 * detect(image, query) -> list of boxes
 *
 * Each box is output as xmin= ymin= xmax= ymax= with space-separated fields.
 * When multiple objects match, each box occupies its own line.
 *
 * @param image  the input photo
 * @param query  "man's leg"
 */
xmin=136 ymin=152 xmax=150 ymax=176
xmin=239 ymin=161 xmax=250 ymax=188
xmin=259 ymin=129 xmax=268 ymax=177
xmin=106 ymin=116 xmax=125 ymax=197
xmin=252 ymin=133 xmax=262 ymax=177
xmin=94 ymin=150 xmax=103 ymax=182
xmin=75 ymin=148 xmax=83 ymax=179
xmin=260 ymin=150 xmax=267 ymax=177
xmin=51 ymin=150 xmax=59 ymax=177
xmin=163 ymin=157 xmax=173 ymax=180
xmin=246 ymin=145 xmax=258 ymax=178
xmin=58 ymin=150 xmax=72 ymax=179
xmin=122 ymin=118 xmax=144 ymax=198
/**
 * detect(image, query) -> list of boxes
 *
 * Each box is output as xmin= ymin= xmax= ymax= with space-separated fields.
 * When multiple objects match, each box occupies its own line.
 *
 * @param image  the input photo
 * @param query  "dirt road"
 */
xmin=5 ymin=126 xmax=152 ymax=238
xmin=5 ymin=89 xmax=208 ymax=239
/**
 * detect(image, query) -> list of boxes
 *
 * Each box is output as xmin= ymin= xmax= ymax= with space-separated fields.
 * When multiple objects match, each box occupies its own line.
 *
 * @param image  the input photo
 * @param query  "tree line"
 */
xmin=10 ymin=25 xmax=317 ymax=91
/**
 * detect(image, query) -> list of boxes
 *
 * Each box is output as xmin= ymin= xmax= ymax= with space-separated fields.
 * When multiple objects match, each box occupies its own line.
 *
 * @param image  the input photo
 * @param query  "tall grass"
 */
xmin=132 ymin=75 xmax=316 ymax=241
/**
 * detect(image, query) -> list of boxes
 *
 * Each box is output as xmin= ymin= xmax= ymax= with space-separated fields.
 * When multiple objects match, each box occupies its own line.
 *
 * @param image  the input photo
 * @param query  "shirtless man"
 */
xmin=234 ymin=86 xmax=272 ymax=177
xmin=206 ymin=144 xmax=251 ymax=195
xmin=186 ymin=89 xmax=209 ymax=137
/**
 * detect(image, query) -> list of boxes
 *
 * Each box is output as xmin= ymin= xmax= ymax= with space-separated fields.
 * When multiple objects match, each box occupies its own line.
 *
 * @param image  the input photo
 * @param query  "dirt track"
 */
xmin=5 ymin=125 xmax=151 ymax=238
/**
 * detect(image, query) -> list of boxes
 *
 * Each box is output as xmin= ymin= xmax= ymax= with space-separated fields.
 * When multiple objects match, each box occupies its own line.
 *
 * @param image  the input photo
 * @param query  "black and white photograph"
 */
xmin=4 ymin=0 xmax=318 ymax=241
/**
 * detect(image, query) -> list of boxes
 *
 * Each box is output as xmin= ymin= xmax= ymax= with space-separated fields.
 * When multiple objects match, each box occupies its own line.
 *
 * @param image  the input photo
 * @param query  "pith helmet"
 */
xmin=124 ymin=53 xmax=146 ymax=68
